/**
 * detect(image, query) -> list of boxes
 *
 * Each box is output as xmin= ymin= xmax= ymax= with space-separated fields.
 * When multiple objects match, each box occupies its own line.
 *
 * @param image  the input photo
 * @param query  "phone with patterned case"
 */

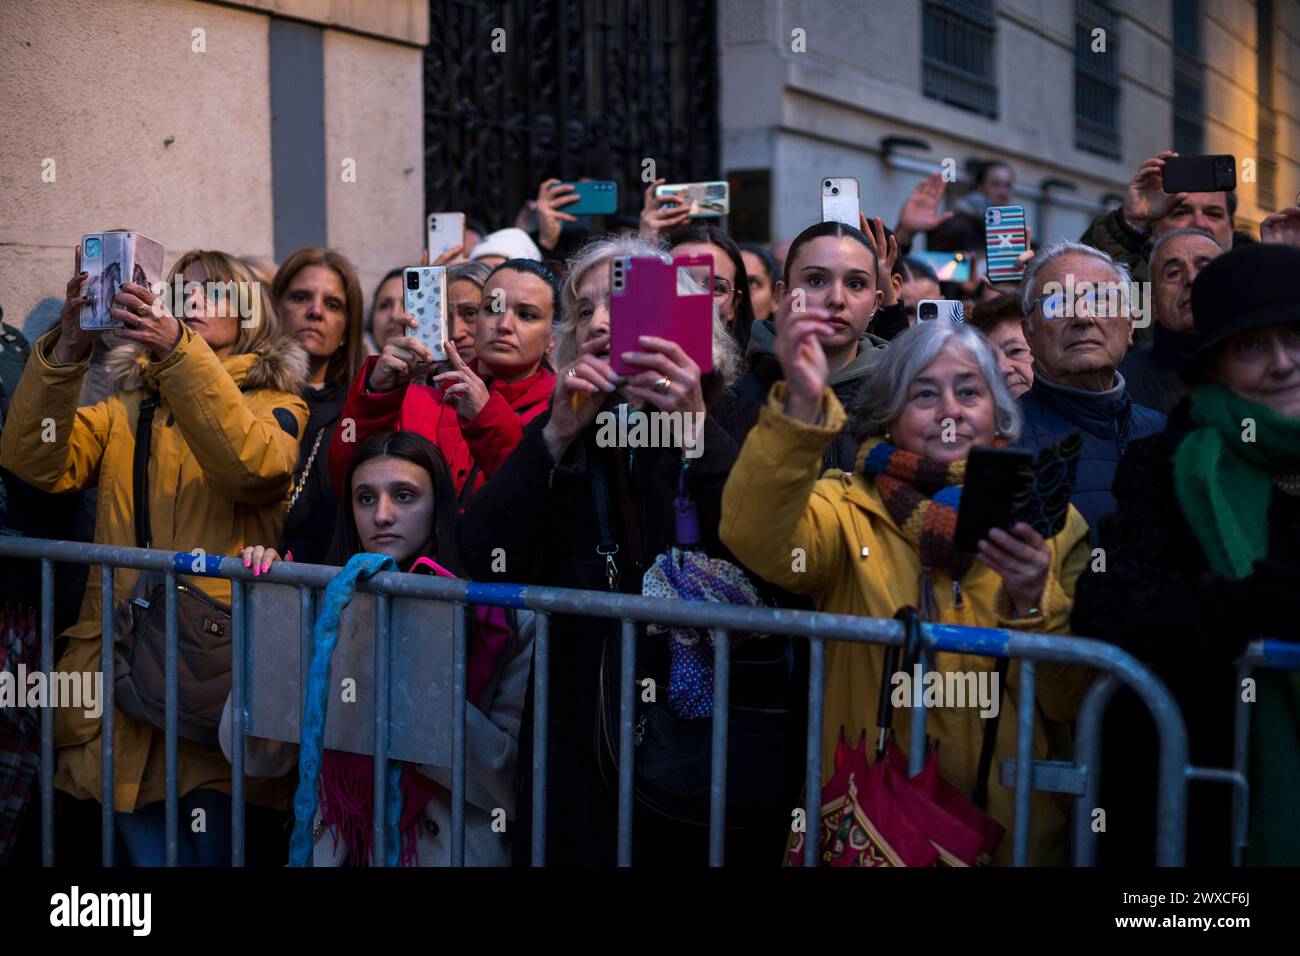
xmin=983 ymin=205 xmax=1028 ymax=283
xmin=80 ymin=231 xmax=165 ymax=330
xmin=402 ymin=265 xmax=447 ymax=363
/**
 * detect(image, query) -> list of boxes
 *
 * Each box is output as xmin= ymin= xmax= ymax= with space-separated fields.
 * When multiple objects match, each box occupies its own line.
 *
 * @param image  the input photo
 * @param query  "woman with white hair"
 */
xmin=720 ymin=308 xmax=1095 ymax=865
xmin=458 ymin=234 xmax=805 ymax=867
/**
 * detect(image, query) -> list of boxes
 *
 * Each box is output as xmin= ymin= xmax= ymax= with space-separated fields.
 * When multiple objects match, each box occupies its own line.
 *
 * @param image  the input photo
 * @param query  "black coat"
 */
xmin=1071 ymin=403 xmax=1300 ymax=865
xmin=457 ymin=383 xmax=804 ymax=866
xmin=280 ymin=379 xmax=346 ymax=564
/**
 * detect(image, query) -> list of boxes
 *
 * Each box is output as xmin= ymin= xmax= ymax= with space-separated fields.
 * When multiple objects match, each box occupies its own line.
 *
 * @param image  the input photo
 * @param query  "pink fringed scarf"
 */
xmin=316 ymin=557 xmax=515 ymax=865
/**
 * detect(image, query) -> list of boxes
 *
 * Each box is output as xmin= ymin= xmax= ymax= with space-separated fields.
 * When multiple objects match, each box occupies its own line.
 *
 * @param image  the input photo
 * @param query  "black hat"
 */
xmin=1184 ymin=242 xmax=1300 ymax=383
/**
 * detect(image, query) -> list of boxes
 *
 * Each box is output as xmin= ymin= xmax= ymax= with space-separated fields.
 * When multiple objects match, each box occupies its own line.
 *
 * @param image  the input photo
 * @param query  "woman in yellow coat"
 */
xmin=0 ymin=247 xmax=309 ymax=865
xmin=720 ymin=231 xmax=1092 ymax=865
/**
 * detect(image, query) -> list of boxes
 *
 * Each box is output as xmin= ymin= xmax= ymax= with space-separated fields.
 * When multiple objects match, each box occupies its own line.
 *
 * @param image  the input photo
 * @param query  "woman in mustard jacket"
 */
xmin=721 ymin=286 xmax=1093 ymax=865
xmin=0 ymin=246 xmax=309 ymax=865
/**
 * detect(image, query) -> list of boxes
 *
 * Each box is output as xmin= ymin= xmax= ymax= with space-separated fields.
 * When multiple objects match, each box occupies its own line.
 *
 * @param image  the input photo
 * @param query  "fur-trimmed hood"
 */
xmin=104 ymin=329 xmax=311 ymax=396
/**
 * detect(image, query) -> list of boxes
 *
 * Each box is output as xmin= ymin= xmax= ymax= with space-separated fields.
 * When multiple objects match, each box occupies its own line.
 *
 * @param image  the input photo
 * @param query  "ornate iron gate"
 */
xmin=423 ymin=0 xmax=719 ymax=231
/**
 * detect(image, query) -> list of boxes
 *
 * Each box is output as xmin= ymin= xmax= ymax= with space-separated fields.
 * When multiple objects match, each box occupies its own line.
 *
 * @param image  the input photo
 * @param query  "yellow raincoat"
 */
xmin=0 ymin=325 xmax=309 ymax=812
xmin=721 ymin=384 xmax=1094 ymax=865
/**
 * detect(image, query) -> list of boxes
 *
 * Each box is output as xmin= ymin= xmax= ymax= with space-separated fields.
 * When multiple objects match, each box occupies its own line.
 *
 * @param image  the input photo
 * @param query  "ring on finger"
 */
xmin=652 ymin=377 xmax=671 ymax=395
xmin=566 ymin=367 xmax=578 ymax=378
xmin=134 ymin=304 xmax=150 ymax=317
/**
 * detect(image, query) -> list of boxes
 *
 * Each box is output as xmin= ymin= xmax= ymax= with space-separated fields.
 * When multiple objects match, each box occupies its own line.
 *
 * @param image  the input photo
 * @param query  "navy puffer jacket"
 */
xmin=1013 ymin=368 xmax=1165 ymax=544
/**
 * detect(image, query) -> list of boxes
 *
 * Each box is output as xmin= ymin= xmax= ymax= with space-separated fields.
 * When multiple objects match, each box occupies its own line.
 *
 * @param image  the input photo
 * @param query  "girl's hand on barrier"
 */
xmin=241 ymin=545 xmax=284 ymax=577
xmin=978 ymin=522 xmax=1049 ymax=618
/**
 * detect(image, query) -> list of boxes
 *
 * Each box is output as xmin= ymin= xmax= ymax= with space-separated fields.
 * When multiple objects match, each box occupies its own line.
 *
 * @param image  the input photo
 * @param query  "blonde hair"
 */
xmin=557 ymin=234 xmax=741 ymax=385
xmin=166 ymin=249 xmax=285 ymax=357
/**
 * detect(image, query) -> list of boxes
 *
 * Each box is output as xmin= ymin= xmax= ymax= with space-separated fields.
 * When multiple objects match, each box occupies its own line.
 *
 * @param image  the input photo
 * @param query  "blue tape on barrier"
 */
xmin=465 ymin=582 xmax=528 ymax=609
xmin=927 ymin=623 xmax=1011 ymax=656
xmin=1258 ymin=639 xmax=1300 ymax=670
xmin=172 ymin=551 xmax=225 ymax=577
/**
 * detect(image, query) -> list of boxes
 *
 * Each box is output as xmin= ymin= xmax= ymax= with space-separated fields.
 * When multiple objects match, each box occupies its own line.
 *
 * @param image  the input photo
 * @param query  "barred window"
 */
xmin=922 ymin=0 xmax=998 ymax=119
xmin=1074 ymin=0 xmax=1121 ymax=159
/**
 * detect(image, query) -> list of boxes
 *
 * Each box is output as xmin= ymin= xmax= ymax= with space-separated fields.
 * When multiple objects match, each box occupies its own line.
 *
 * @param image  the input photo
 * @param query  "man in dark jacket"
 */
xmin=1119 ymin=228 xmax=1225 ymax=414
xmin=1014 ymin=240 xmax=1165 ymax=542
xmin=1078 ymin=150 xmax=1236 ymax=285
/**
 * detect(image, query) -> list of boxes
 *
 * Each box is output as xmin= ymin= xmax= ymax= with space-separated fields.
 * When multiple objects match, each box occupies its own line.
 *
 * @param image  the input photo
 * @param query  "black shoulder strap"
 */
xmin=133 ymin=395 xmax=159 ymax=549
xmin=590 ymin=452 xmax=620 ymax=592
xmin=971 ymin=657 xmax=1010 ymax=811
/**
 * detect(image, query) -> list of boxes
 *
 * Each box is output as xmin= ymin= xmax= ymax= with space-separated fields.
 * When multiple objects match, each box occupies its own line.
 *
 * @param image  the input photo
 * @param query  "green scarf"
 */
xmin=1173 ymin=383 xmax=1300 ymax=865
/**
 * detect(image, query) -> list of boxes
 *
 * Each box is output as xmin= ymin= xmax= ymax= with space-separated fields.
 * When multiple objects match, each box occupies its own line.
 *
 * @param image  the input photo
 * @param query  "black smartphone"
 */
xmin=954 ymin=447 xmax=1036 ymax=554
xmin=1162 ymin=154 xmax=1236 ymax=195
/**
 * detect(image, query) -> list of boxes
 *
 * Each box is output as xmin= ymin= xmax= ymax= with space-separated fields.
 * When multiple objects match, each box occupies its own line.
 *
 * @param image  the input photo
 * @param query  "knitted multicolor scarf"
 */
xmin=858 ymin=437 xmax=971 ymax=619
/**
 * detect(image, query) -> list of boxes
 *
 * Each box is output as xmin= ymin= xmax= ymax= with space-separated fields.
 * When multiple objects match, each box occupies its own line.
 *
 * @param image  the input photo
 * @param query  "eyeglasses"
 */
xmin=712 ymin=277 xmax=740 ymax=299
xmin=1032 ymin=288 xmax=1129 ymax=320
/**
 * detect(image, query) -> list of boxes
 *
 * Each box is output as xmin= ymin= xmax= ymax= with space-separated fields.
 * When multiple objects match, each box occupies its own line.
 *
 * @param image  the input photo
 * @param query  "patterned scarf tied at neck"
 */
xmin=858 ymin=437 xmax=971 ymax=621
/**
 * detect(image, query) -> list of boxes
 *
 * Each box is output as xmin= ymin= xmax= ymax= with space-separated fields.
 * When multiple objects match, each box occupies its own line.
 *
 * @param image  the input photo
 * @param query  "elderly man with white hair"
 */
xmin=1014 ymin=240 xmax=1166 ymax=543
xmin=1119 ymin=227 xmax=1226 ymax=414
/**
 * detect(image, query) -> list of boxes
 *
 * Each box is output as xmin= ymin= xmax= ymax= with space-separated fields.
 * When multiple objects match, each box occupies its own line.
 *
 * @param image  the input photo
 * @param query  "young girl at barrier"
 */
xmin=221 ymin=430 xmax=534 ymax=866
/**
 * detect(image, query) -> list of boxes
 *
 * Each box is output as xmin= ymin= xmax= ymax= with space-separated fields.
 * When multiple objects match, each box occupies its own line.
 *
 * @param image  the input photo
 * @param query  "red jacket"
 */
xmin=327 ymin=355 xmax=555 ymax=498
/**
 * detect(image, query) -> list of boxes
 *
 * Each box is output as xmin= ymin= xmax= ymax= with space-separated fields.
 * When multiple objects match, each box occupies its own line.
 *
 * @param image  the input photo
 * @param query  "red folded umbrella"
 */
xmin=882 ymin=741 xmax=1005 ymax=866
xmin=788 ymin=728 xmax=938 ymax=867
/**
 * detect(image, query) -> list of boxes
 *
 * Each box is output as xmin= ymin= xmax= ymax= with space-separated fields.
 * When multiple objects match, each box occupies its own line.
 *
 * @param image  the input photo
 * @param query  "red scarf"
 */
xmin=317 ymin=558 xmax=514 ymax=865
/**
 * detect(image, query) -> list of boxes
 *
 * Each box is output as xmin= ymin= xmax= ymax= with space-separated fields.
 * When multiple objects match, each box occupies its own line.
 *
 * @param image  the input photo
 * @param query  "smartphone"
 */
xmin=402 ymin=265 xmax=447 ymax=363
xmin=916 ymin=299 xmax=965 ymax=324
xmin=983 ymin=205 xmax=1028 ymax=284
xmin=559 ymin=180 xmax=619 ymax=216
xmin=79 ymin=232 xmax=165 ymax=331
xmin=654 ymin=181 xmax=730 ymax=218
xmin=610 ymin=254 xmax=714 ymax=376
xmin=911 ymin=250 xmax=973 ymax=283
xmin=820 ymin=177 xmax=860 ymax=226
xmin=953 ymin=447 xmax=1036 ymax=554
xmin=426 ymin=212 xmax=465 ymax=261
xmin=1162 ymin=154 xmax=1236 ymax=194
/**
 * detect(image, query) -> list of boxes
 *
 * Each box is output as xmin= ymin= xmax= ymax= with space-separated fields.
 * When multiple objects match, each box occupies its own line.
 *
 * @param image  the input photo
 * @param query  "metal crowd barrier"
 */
xmin=1 ymin=536 xmax=1211 ymax=867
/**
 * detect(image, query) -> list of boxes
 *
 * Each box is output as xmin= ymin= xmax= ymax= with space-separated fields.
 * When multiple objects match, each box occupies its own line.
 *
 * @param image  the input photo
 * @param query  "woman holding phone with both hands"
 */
xmin=0 ymin=245 xmax=309 ymax=866
xmin=719 ymin=303 xmax=1095 ymax=865
xmin=328 ymin=258 xmax=558 ymax=502
xmin=456 ymin=235 xmax=814 ymax=867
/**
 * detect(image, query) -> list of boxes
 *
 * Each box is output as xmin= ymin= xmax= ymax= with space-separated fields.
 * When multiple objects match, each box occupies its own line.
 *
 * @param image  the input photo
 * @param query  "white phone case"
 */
xmin=80 ymin=231 xmax=165 ymax=330
xmin=820 ymin=177 xmax=860 ymax=227
xmin=917 ymin=299 xmax=965 ymax=324
xmin=426 ymin=212 xmax=466 ymax=262
xmin=403 ymin=266 xmax=447 ymax=363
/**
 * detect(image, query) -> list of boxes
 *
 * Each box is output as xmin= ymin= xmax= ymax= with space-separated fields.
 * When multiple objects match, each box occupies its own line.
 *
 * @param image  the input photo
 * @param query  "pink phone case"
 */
xmin=610 ymin=254 xmax=714 ymax=377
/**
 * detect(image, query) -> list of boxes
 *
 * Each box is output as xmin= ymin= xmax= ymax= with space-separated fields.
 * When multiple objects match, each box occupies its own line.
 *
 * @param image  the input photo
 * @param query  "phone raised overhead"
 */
xmin=559 ymin=181 xmax=619 ymax=216
xmin=820 ymin=177 xmax=860 ymax=227
xmin=654 ymin=181 xmax=730 ymax=218
xmin=1161 ymin=154 xmax=1236 ymax=195
xmin=426 ymin=213 xmax=466 ymax=261
xmin=983 ymin=205 xmax=1028 ymax=283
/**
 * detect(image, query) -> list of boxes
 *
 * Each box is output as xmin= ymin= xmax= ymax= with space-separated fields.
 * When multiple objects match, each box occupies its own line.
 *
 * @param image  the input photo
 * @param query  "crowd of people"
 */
xmin=2 ymin=149 xmax=1299 ymax=868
